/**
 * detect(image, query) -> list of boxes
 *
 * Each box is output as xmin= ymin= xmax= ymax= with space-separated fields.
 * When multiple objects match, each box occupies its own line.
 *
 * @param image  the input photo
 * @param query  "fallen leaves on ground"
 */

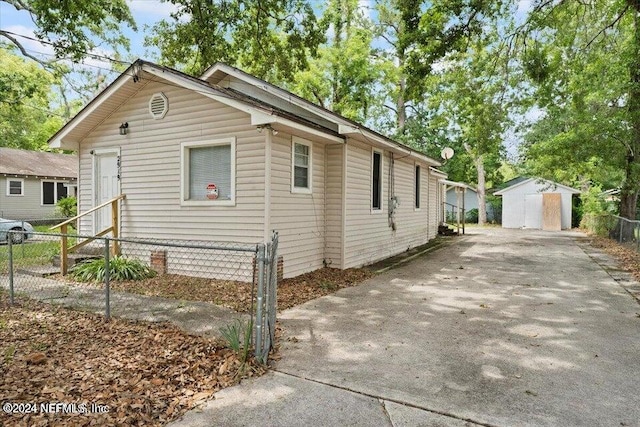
xmin=58 ymin=267 xmax=374 ymax=313
xmin=277 ymin=268 xmax=374 ymax=311
xmin=587 ymin=236 xmax=640 ymax=281
xmin=0 ymin=295 xmax=265 ymax=427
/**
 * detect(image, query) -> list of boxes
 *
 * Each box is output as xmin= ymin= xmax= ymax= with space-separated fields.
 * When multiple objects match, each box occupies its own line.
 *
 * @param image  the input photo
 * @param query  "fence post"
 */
xmin=104 ymin=238 xmax=111 ymax=320
xmin=619 ymin=218 xmax=624 ymax=243
xmin=255 ymin=243 xmax=265 ymax=361
xmin=8 ymin=232 xmax=14 ymax=305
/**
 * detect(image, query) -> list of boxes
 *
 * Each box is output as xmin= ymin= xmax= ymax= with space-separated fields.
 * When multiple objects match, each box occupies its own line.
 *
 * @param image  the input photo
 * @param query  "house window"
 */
xmin=7 ymin=179 xmax=23 ymax=196
xmin=42 ymin=180 xmax=69 ymax=205
xmin=415 ymin=165 xmax=421 ymax=209
xmin=292 ymin=138 xmax=312 ymax=193
xmin=181 ymin=138 xmax=236 ymax=206
xmin=372 ymin=151 xmax=382 ymax=210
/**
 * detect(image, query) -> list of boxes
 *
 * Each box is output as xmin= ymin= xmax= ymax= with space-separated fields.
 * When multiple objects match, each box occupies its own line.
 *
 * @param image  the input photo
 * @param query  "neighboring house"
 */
xmin=494 ymin=177 xmax=580 ymax=230
xmin=0 ymin=147 xmax=77 ymax=220
xmin=445 ymin=185 xmax=496 ymax=222
xmin=49 ymin=60 xmax=446 ymax=278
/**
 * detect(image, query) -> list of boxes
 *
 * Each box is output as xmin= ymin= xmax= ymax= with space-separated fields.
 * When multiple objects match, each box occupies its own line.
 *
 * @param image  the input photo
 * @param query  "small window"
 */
xmin=7 ymin=179 xmax=23 ymax=196
xmin=415 ymin=165 xmax=421 ymax=209
xmin=41 ymin=180 xmax=69 ymax=205
xmin=291 ymin=138 xmax=312 ymax=193
xmin=181 ymin=138 xmax=236 ymax=206
xmin=372 ymin=151 xmax=382 ymax=210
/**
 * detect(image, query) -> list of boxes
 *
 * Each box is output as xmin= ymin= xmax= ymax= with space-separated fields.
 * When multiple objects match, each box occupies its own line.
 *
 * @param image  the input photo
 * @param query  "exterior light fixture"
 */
xmin=119 ymin=122 xmax=129 ymax=135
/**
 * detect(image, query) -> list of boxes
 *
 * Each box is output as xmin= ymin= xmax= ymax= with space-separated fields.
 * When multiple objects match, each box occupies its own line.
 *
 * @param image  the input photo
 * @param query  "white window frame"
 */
xmin=371 ymin=149 xmax=383 ymax=213
xmin=414 ymin=164 xmax=421 ymax=211
xmin=6 ymin=178 xmax=24 ymax=196
xmin=41 ymin=179 xmax=70 ymax=206
xmin=291 ymin=137 xmax=312 ymax=194
xmin=180 ymin=137 xmax=236 ymax=207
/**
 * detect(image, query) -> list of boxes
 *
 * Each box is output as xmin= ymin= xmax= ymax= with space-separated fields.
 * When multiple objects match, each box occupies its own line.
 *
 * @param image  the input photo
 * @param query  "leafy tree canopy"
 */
xmin=145 ymin=0 xmax=324 ymax=81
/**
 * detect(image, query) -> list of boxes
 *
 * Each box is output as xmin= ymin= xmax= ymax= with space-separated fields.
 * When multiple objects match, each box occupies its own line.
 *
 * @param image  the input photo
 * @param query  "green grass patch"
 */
xmin=0 ymin=240 xmax=65 ymax=273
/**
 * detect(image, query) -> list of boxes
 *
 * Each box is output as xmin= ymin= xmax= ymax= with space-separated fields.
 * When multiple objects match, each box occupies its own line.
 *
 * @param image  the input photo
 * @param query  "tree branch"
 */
xmin=585 ymin=5 xmax=629 ymax=48
xmin=0 ymin=30 xmax=53 ymax=69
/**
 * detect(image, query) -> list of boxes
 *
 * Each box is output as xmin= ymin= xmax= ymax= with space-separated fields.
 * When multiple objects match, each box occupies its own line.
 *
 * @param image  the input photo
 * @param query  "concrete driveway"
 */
xmin=171 ymin=228 xmax=640 ymax=427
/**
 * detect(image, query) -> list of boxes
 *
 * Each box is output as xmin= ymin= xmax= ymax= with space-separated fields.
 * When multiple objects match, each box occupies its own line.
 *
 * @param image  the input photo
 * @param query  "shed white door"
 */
xmin=94 ymin=150 xmax=119 ymax=233
xmin=524 ymin=194 xmax=542 ymax=229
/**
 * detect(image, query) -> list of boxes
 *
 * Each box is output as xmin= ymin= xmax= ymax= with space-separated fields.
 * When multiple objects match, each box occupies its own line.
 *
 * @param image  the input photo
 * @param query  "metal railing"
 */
xmin=443 ymin=201 xmax=466 ymax=235
xmin=1 ymin=229 xmax=279 ymax=362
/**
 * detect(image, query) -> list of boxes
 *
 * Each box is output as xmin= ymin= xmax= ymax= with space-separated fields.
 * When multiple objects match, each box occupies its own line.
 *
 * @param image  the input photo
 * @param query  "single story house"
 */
xmin=445 ymin=184 xmax=496 ymax=222
xmin=49 ymin=60 xmax=446 ymax=278
xmin=0 ymin=147 xmax=77 ymax=220
xmin=494 ymin=177 xmax=580 ymax=230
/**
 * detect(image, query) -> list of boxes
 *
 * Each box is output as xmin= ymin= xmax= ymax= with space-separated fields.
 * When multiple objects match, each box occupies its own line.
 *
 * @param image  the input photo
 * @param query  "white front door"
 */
xmin=94 ymin=150 xmax=120 ymax=233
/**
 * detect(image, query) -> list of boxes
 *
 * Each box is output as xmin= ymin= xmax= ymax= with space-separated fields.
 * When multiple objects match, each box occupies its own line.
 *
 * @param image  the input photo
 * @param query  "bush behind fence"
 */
xmin=582 ymin=213 xmax=640 ymax=252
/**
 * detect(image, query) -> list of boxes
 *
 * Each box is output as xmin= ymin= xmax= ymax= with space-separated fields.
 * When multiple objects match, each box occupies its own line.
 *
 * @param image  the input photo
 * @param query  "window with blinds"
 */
xmin=181 ymin=138 xmax=236 ymax=205
xmin=291 ymin=137 xmax=312 ymax=193
xmin=7 ymin=179 xmax=23 ymax=196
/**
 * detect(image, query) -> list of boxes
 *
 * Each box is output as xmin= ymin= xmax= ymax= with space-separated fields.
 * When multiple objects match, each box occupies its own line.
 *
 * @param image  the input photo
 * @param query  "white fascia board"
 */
xmin=274 ymin=117 xmax=345 ymax=144
xmin=144 ymin=65 xmax=342 ymax=146
xmin=49 ymin=68 xmax=134 ymax=150
xmin=440 ymin=179 xmax=471 ymax=189
xmin=201 ymin=63 xmax=355 ymax=127
xmin=142 ymin=65 xmax=269 ymax=119
xmin=494 ymin=177 xmax=581 ymax=195
xmin=430 ymin=167 xmax=448 ymax=178
xmin=341 ymin=126 xmax=440 ymax=166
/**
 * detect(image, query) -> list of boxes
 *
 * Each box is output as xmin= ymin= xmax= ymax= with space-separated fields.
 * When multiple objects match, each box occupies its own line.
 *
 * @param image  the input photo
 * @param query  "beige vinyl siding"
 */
xmin=269 ymin=132 xmax=326 ymax=278
xmin=343 ymin=139 xmax=432 ymax=268
xmin=428 ymin=173 xmax=439 ymax=240
xmin=77 ymin=80 xmax=265 ymax=245
xmin=324 ymin=144 xmax=344 ymax=268
xmin=0 ymin=177 xmax=61 ymax=219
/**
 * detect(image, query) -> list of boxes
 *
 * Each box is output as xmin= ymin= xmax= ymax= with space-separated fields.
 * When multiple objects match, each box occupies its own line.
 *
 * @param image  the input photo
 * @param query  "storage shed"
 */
xmin=493 ymin=178 xmax=580 ymax=230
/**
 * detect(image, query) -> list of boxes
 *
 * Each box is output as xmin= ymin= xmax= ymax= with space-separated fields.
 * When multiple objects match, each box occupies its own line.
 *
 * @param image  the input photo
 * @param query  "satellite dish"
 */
xmin=441 ymin=147 xmax=454 ymax=160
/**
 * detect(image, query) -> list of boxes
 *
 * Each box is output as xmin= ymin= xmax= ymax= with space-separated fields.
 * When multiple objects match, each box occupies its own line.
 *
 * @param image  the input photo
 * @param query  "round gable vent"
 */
xmin=149 ymin=92 xmax=168 ymax=119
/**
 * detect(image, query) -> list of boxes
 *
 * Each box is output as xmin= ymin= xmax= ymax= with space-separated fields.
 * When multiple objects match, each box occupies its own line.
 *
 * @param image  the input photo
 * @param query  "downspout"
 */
xmin=264 ymin=129 xmax=272 ymax=242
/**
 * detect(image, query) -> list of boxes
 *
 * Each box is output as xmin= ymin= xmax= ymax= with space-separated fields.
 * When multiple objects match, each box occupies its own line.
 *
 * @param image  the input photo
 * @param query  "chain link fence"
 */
xmin=0 ymin=230 xmax=278 ymax=362
xmin=582 ymin=213 xmax=640 ymax=252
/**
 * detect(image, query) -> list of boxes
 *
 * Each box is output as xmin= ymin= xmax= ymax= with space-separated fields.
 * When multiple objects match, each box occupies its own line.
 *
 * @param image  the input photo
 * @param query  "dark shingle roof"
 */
xmin=0 ymin=148 xmax=77 ymax=179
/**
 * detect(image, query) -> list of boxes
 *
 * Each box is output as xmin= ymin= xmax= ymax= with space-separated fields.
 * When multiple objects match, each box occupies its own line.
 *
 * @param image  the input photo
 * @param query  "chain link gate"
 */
xmin=254 ymin=231 xmax=279 ymax=363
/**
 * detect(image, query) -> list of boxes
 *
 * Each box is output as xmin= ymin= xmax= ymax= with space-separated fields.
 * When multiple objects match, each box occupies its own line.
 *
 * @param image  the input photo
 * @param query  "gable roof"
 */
xmin=50 ymin=60 xmax=440 ymax=166
xmin=493 ymin=177 xmax=580 ymax=196
xmin=0 ymin=147 xmax=77 ymax=179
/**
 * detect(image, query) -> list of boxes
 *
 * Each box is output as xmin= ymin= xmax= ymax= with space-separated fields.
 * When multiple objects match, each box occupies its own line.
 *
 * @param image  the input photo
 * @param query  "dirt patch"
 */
xmin=58 ymin=267 xmax=374 ymax=313
xmin=0 ymin=294 xmax=265 ymax=427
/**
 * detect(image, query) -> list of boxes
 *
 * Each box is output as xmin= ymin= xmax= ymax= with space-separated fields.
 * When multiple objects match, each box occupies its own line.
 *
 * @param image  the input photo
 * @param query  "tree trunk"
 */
xmin=620 ymin=0 xmax=640 ymax=220
xmin=396 ymin=51 xmax=407 ymax=133
xmin=475 ymin=154 xmax=487 ymax=225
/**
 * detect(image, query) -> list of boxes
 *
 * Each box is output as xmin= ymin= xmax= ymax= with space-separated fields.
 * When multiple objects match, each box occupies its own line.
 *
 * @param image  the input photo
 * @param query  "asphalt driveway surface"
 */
xmin=171 ymin=228 xmax=640 ymax=427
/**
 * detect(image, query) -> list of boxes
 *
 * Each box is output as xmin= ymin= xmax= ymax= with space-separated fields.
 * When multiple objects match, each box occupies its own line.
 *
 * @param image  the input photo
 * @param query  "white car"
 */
xmin=0 ymin=218 xmax=35 ymax=244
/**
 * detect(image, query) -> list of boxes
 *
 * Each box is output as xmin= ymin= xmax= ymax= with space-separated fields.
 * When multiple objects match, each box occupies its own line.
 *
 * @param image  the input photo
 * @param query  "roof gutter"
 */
xmin=339 ymin=125 xmax=441 ymax=166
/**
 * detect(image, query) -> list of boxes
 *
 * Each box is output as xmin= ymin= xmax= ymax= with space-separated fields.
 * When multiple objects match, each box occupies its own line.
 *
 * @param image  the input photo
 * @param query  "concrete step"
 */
xmin=51 ymin=253 xmax=103 ymax=267
xmin=16 ymin=265 xmax=60 ymax=277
